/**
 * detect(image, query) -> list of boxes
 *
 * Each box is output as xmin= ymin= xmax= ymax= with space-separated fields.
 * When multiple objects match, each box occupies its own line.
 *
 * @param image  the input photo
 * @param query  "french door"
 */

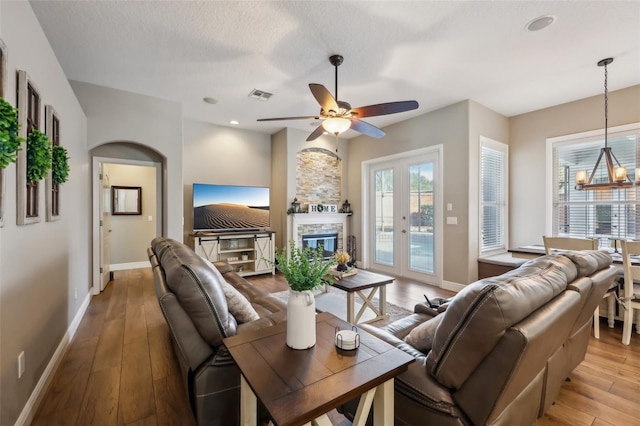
xmin=367 ymin=148 xmax=441 ymax=283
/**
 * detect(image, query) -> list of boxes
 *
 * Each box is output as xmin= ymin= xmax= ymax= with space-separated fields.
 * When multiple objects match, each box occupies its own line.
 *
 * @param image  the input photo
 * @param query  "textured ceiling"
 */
xmin=29 ymin=1 xmax=640 ymax=139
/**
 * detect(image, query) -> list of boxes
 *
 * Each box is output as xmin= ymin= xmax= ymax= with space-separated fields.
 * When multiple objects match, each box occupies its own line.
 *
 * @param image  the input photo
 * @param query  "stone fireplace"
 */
xmin=289 ymin=212 xmax=348 ymax=258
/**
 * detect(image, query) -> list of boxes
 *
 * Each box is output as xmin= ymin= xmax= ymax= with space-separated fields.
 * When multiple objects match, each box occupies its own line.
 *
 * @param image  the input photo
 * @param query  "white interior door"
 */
xmin=100 ymin=165 xmax=111 ymax=291
xmin=368 ymin=149 xmax=441 ymax=283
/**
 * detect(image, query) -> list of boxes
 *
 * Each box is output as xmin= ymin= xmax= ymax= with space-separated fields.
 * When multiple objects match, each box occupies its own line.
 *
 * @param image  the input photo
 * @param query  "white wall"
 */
xmin=0 ymin=2 xmax=89 ymax=424
xmin=70 ymin=80 xmax=184 ymax=241
xmin=510 ymin=85 xmax=640 ymax=248
xmin=107 ymin=163 xmax=157 ymax=265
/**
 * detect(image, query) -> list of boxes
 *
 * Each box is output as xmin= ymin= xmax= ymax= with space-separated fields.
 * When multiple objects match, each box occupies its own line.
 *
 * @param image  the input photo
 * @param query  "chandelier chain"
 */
xmin=604 ymin=61 xmax=609 ymax=147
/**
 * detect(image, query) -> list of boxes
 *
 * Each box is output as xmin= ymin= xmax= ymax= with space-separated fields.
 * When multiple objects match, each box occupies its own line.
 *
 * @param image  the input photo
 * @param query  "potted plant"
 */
xmin=26 ymin=129 xmax=52 ymax=182
xmin=270 ymin=241 xmax=336 ymax=349
xmin=0 ymin=98 xmax=24 ymax=169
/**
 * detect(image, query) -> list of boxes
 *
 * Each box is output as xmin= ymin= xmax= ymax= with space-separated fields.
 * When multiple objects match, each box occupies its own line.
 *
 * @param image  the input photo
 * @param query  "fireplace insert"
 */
xmin=302 ymin=233 xmax=338 ymax=260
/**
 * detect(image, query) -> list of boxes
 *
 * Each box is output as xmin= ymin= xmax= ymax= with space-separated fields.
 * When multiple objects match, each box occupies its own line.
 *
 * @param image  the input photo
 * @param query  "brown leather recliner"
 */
xmin=148 ymin=237 xmax=286 ymax=425
xmin=340 ymin=251 xmax=617 ymax=425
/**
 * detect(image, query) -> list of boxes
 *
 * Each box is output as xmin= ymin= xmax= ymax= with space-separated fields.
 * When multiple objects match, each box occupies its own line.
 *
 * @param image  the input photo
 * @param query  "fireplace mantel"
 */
xmin=288 ymin=213 xmax=349 ymax=257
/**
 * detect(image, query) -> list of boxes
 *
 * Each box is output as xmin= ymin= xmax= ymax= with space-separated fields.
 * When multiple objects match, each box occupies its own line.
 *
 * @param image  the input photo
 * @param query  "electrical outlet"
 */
xmin=18 ymin=352 xmax=25 ymax=379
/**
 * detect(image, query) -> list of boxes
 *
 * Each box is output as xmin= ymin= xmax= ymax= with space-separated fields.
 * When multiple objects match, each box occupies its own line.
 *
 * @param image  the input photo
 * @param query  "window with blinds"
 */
xmin=552 ymin=126 xmax=640 ymax=243
xmin=481 ymin=137 xmax=508 ymax=253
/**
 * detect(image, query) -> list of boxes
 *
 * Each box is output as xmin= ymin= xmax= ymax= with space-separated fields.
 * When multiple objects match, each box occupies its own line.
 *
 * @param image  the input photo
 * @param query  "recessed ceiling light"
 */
xmin=230 ymin=120 xmax=239 ymax=125
xmin=203 ymin=97 xmax=218 ymax=104
xmin=526 ymin=15 xmax=555 ymax=31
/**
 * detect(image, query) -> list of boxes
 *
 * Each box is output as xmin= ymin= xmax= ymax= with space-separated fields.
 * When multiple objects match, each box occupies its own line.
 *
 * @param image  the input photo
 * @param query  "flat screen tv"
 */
xmin=193 ymin=183 xmax=270 ymax=232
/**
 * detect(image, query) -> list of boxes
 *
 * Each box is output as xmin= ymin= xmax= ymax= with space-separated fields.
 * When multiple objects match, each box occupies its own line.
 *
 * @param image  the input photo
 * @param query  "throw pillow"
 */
xmin=221 ymin=280 xmax=260 ymax=323
xmin=403 ymin=314 xmax=444 ymax=353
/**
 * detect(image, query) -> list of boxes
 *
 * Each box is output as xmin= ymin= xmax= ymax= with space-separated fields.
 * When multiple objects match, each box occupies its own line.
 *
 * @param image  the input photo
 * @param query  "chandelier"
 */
xmin=575 ymin=58 xmax=636 ymax=190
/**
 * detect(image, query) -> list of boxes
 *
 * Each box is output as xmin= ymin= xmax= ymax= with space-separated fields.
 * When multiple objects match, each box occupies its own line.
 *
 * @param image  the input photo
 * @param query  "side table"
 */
xmin=223 ymin=312 xmax=414 ymax=426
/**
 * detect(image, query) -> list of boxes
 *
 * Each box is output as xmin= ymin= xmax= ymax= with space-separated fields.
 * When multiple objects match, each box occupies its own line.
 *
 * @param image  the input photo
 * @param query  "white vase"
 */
xmin=286 ymin=289 xmax=316 ymax=349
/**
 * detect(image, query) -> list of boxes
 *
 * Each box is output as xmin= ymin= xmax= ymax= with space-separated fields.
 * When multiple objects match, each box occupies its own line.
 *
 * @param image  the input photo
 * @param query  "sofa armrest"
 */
xmin=236 ymin=310 xmax=287 ymax=334
xmin=360 ymin=323 xmax=427 ymax=359
xmin=414 ymin=302 xmax=439 ymax=316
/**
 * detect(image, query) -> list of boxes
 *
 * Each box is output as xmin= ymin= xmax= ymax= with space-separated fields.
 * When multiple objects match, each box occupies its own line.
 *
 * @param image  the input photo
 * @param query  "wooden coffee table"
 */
xmin=322 ymin=269 xmax=394 ymax=324
xmin=223 ymin=312 xmax=414 ymax=426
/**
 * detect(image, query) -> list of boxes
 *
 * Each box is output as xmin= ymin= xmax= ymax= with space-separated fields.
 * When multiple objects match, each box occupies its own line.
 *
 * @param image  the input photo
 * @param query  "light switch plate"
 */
xmin=446 ymin=217 xmax=458 ymax=225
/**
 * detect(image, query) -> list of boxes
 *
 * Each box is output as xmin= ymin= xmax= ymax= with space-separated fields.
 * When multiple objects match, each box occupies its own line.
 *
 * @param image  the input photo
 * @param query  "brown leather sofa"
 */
xmin=148 ymin=237 xmax=286 ymax=425
xmin=340 ymin=251 xmax=617 ymax=425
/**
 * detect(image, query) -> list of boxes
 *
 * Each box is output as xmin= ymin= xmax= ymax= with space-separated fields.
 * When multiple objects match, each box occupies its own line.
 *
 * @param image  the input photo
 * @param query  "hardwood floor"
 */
xmin=32 ymin=268 xmax=640 ymax=425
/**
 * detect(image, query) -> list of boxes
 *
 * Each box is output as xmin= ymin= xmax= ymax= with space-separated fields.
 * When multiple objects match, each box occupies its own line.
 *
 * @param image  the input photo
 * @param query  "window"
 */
xmin=551 ymin=124 xmax=640 ymax=243
xmin=480 ymin=137 xmax=508 ymax=253
xmin=17 ymin=70 xmax=42 ymax=224
xmin=0 ymin=40 xmax=6 ymax=227
xmin=46 ymin=105 xmax=60 ymax=220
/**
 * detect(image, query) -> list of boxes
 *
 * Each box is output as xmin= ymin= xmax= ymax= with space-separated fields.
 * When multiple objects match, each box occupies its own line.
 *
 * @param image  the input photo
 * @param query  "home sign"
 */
xmin=309 ymin=204 xmax=338 ymax=213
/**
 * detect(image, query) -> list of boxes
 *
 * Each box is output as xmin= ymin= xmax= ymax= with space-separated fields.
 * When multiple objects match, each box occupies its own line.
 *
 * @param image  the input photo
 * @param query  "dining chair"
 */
xmin=619 ymin=240 xmax=640 ymax=345
xmin=542 ymin=236 xmax=616 ymax=338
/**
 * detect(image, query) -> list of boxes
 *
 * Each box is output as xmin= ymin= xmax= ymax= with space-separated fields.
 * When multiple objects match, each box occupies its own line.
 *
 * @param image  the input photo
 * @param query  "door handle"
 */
xmin=402 ymin=230 xmax=407 ymax=233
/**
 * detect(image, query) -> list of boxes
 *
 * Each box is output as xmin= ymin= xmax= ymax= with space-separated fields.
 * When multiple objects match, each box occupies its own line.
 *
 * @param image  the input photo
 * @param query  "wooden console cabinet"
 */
xmin=194 ymin=231 xmax=275 ymax=277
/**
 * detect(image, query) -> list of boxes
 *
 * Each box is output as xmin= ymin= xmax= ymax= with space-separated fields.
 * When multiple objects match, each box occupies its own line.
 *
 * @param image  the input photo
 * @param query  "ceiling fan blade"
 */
xmin=309 ymin=84 xmax=339 ymax=113
xmin=351 ymin=100 xmax=419 ymax=118
xmin=306 ymin=125 xmax=325 ymax=142
xmin=257 ymin=115 xmax=319 ymax=122
xmin=350 ymin=119 xmax=385 ymax=139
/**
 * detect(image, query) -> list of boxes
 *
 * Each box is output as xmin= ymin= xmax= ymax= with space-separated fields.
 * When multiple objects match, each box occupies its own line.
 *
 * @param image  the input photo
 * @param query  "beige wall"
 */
xmin=182 ymin=118 xmax=272 ymax=242
xmin=70 ymin=80 xmax=184 ymax=241
xmin=271 ymin=129 xmax=288 ymax=249
xmin=0 ymin=2 xmax=89 ymax=424
xmin=510 ymin=85 xmax=640 ymax=248
xmin=468 ymin=101 xmax=510 ymax=279
xmin=107 ymin=163 xmax=158 ymax=265
xmin=348 ymin=101 xmax=470 ymax=286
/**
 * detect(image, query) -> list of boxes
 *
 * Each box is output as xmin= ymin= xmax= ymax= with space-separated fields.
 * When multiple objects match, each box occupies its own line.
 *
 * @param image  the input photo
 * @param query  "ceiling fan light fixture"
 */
xmin=322 ymin=117 xmax=351 ymax=136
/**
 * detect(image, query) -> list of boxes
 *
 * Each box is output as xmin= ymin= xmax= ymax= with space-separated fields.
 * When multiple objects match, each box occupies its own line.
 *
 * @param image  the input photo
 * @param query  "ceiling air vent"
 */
xmin=248 ymin=89 xmax=273 ymax=101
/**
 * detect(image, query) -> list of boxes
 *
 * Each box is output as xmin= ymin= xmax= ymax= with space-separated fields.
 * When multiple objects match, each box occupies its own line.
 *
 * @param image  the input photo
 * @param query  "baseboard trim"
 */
xmin=15 ymin=291 xmax=92 ymax=426
xmin=442 ymin=280 xmax=465 ymax=293
xmin=110 ymin=261 xmax=148 ymax=271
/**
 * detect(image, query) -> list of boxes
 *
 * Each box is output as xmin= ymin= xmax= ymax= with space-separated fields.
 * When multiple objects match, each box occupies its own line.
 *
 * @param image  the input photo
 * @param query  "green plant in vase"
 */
xmin=268 ymin=241 xmax=337 ymax=349
xmin=0 ymin=98 xmax=24 ymax=169
xmin=26 ymin=129 xmax=52 ymax=182
xmin=270 ymin=241 xmax=336 ymax=291
xmin=51 ymin=145 xmax=70 ymax=184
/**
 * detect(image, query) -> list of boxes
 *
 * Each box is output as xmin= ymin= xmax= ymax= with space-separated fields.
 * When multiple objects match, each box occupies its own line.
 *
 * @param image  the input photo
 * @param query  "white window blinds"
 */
xmin=552 ymin=127 xmax=640 ymax=244
xmin=481 ymin=138 xmax=508 ymax=253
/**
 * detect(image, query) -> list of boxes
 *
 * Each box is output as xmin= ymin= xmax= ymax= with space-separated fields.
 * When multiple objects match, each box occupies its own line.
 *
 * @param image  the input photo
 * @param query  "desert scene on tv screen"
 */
xmin=194 ymin=203 xmax=269 ymax=230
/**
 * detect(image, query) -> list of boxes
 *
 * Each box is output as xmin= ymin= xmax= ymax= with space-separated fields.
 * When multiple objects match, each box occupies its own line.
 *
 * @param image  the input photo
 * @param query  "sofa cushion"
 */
xmin=561 ymin=250 xmax=611 ymax=277
xmin=403 ymin=314 xmax=443 ymax=353
xmin=425 ymin=254 xmax=575 ymax=389
xmin=151 ymin=237 xmax=235 ymax=347
xmin=221 ymin=280 xmax=260 ymax=323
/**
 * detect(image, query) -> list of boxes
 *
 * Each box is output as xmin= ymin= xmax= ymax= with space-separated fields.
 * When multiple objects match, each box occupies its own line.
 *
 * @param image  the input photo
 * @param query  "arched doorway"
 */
xmin=90 ymin=142 xmax=165 ymax=294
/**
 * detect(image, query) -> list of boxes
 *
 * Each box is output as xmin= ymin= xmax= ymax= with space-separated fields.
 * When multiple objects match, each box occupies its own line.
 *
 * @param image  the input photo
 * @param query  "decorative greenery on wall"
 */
xmin=0 ymin=97 xmax=24 ymax=169
xmin=26 ymin=129 xmax=52 ymax=182
xmin=51 ymin=145 xmax=69 ymax=184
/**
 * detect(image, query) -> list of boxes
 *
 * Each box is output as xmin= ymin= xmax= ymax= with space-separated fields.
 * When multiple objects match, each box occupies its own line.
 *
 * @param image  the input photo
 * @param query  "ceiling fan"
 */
xmin=257 ymin=55 xmax=419 ymax=141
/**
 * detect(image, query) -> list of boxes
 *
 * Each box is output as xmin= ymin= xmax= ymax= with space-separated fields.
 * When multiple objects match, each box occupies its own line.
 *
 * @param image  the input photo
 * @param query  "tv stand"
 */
xmin=193 ymin=231 xmax=275 ymax=277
